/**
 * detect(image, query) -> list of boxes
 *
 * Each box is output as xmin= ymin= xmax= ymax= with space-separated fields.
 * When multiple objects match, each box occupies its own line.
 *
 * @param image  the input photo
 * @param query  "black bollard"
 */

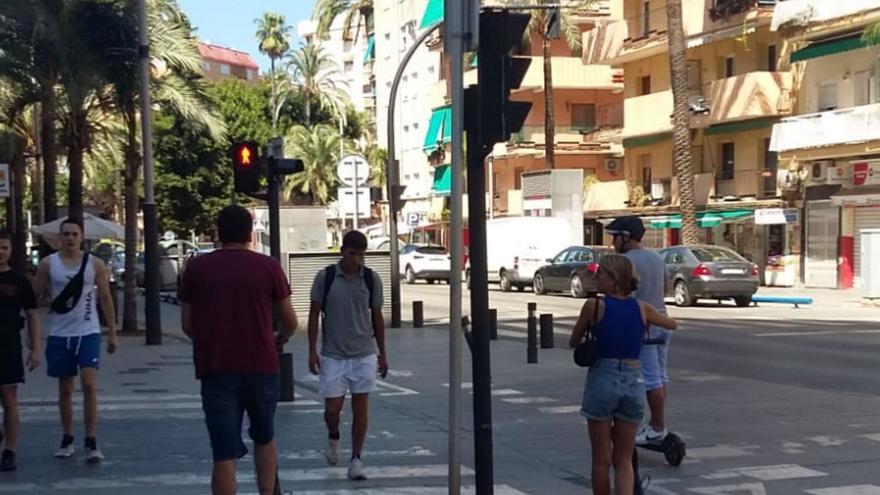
xmin=489 ymin=309 xmax=498 ymax=341
xmin=413 ymin=301 xmax=424 ymax=328
xmin=527 ymin=303 xmax=537 ymax=363
xmin=279 ymin=352 xmax=295 ymax=402
xmin=540 ymin=313 xmax=554 ymax=349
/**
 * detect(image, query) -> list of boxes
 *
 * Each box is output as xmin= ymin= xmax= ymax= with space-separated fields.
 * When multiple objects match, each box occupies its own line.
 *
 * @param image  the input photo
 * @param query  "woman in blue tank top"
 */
xmin=568 ymin=254 xmax=677 ymax=495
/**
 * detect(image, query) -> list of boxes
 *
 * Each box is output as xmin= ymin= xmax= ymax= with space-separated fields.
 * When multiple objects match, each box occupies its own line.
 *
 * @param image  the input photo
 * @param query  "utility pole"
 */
xmin=138 ymin=0 xmax=162 ymax=345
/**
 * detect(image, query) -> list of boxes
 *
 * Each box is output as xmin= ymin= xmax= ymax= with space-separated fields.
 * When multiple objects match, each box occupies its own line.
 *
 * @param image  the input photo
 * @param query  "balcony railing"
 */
xmin=624 ymin=6 xmax=667 ymax=42
xmin=710 ymin=0 xmax=776 ymax=22
xmin=697 ymin=71 xmax=793 ymax=126
xmin=510 ymin=125 xmax=603 ymax=144
xmin=770 ymin=103 xmax=880 ymax=152
xmin=771 ymin=0 xmax=878 ymax=31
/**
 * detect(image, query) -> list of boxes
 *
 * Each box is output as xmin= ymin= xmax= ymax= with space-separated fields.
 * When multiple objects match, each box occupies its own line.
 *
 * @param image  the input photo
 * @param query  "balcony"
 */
xmin=771 ymin=0 xmax=878 ymax=31
xmin=769 ymin=103 xmax=880 ymax=153
xmin=693 ymin=71 xmax=793 ymax=127
xmin=430 ymin=79 xmax=449 ymax=108
xmin=510 ymin=125 xmax=606 ymax=145
xmin=623 ymin=90 xmax=673 ymax=138
xmin=514 ymin=58 xmax=622 ymax=91
xmin=710 ymin=0 xmax=776 ymax=22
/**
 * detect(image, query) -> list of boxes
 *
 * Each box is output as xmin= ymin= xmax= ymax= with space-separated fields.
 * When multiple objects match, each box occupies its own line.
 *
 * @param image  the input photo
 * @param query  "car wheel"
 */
xmin=734 ymin=295 xmax=752 ymax=307
xmin=570 ymin=275 xmax=586 ymax=298
xmin=499 ymin=271 xmax=512 ymax=292
xmin=516 ymin=284 xmax=525 ymax=292
xmin=405 ymin=266 xmax=416 ymax=284
xmin=674 ymin=281 xmax=693 ymax=307
xmin=533 ymin=274 xmax=547 ymax=295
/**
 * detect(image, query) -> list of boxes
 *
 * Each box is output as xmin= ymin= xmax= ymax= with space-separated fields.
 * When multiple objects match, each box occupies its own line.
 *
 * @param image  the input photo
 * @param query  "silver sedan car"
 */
xmin=659 ymin=244 xmax=759 ymax=307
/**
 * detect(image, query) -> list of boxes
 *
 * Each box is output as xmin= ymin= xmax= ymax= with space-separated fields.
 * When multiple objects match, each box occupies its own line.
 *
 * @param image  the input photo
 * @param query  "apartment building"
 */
xmin=769 ymin=0 xmax=880 ymax=289
xmin=586 ymin=0 xmax=796 ymax=282
xmin=374 ymin=0 xmax=441 ymax=231
xmin=198 ymin=43 xmax=259 ymax=83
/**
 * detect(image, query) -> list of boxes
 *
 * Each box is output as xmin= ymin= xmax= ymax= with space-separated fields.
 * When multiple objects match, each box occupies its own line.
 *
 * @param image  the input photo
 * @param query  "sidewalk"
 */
xmin=754 ymin=285 xmax=874 ymax=307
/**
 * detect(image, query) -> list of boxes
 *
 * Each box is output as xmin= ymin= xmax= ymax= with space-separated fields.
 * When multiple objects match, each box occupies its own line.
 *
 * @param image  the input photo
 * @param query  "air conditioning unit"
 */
xmin=806 ymin=160 xmax=833 ymax=185
xmin=604 ymin=158 xmax=621 ymax=173
xmin=826 ymin=162 xmax=851 ymax=185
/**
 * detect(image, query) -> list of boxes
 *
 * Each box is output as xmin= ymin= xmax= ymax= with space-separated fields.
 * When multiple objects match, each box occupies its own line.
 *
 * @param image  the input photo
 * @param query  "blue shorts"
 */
xmin=581 ymin=359 xmax=646 ymax=424
xmin=201 ymin=373 xmax=280 ymax=462
xmin=46 ymin=334 xmax=101 ymax=378
xmin=640 ymin=327 xmax=672 ymax=391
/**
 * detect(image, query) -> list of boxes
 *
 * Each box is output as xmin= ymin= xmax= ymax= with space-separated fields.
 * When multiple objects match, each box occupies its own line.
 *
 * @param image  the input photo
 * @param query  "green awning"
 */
xmin=432 ymin=164 xmax=452 ymax=195
xmin=470 ymin=54 xmax=478 ymax=67
xmin=791 ymin=33 xmax=879 ymax=63
xmin=704 ymin=117 xmax=773 ymax=135
xmin=423 ymin=106 xmax=451 ymax=152
xmin=622 ymin=132 xmax=672 ymax=148
xmin=363 ymin=35 xmax=375 ymax=63
xmin=420 ymin=0 xmax=443 ymax=29
xmin=648 ymin=210 xmax=753 ymax=229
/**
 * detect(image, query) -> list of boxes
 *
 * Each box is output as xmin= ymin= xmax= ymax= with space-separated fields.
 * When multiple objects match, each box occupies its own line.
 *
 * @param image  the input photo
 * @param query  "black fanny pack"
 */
xmin=50 ymin=253 xmax=90 ymax=315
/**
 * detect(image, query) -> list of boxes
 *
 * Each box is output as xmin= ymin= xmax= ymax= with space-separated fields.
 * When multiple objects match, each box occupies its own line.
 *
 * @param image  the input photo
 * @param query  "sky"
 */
xmin=178 ymin=0 xmax=316 ymax=72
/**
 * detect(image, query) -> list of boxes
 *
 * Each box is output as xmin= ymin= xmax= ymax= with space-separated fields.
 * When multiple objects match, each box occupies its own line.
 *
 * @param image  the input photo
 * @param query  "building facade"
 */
xmin=586 ymin=0 xmax=799 ymax=283
xmin=198 ymin=43 xmax=259 ymax=83
xmin=297 ymin=17 xmax=371 ymax=112
xmin=769 ymin=0 xmax=880 ymax=289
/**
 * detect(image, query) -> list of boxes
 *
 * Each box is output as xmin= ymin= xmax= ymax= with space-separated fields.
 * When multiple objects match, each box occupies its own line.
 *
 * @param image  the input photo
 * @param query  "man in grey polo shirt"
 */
xmin=308 ymin=230 xmax=387 ymax=481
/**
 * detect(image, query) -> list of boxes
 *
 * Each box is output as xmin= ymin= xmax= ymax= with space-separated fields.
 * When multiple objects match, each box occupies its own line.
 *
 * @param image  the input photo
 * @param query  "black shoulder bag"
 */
xmin=50 ymin=253 xmax=90 ymax=315
xmin=573 ymin=297 xmax=601 ymax=368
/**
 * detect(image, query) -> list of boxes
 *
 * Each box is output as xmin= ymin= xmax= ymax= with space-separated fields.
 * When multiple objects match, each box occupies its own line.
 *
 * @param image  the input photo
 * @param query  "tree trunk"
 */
xmin=305 ymin=92 xmax=311 ymax=127
xmin=123 ymin=106 xmax=140 ymax=332
xmin=66 ymin=116 xmax=85 ymax=225
xmin=11 ymin=153 xmax=27 ymax=273
xmin=543 ymin=35 xmax=555 ymax=170
xmin=41 ymin=92 xmax=58 ymax=222
xmin=666 ymin=0 xmax=698 ymax=245
xmin=270 ymin=57 xmax=278 ymax=132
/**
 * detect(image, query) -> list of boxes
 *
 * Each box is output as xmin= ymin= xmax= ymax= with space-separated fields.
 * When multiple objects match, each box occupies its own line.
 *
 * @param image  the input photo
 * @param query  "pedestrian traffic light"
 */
xmin=478 ymin=9 xmax=532 ymax=148
xmin=231 ymin=141 xmax=261 ymax=194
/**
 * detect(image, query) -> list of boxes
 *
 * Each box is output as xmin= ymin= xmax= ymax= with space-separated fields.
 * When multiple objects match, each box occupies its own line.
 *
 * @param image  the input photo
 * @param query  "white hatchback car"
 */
xmin=399 ymin=244 xmax=451 ymax=284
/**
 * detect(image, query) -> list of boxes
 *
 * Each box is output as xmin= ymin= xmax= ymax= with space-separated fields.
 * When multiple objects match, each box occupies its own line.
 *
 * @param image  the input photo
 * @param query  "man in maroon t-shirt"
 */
xmin=179 ymin=205 xmax=298 ymax=495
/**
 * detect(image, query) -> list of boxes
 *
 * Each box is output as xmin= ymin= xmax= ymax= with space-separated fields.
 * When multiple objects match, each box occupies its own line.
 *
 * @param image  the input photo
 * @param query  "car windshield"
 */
xmin=417 ymin=246 xmax=446 ymax=255
xmin=690 ymin=247 xmax=746 ymax=263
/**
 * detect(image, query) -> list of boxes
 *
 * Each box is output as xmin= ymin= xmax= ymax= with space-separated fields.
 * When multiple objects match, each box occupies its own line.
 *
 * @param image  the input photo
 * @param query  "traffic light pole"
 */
xmin=386 ymin=22 xmax=441 ymax=329
xmin=267 ymin=155 xmax=295 ymax=404
xmin=138 ymin=0 xmax=161 ymax=345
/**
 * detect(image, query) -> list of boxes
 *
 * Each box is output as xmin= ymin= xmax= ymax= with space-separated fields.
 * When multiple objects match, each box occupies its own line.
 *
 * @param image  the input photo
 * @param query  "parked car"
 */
xmin=659 ymin=244 xmax=759 ymax=307
xmin=91 ymin=240 xmax=125 ymax=284
xmin=533 ymin=246 xmax=612 ymax=298
xmin=136 ymin=240 xmax=199 ymax=291
xmin=399 ymin=244 xmax=451 ymax=284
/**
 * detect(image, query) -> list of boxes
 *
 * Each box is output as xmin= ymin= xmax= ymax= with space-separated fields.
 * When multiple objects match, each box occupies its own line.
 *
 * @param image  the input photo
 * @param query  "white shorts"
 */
xmin=319 ymin=354 xmax=378 ymax=398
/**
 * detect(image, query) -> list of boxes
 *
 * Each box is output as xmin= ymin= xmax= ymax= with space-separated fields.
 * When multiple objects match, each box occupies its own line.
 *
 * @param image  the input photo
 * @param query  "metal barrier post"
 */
xmin=489 ymin=309 xmax=498 ymax=341
xmin=413 ymin=301 xmax=424 ymax=328
xmin=540 ymin=313 xmax=554 ymax=349
xmin=527 ymin=303 xmax=537 ymax=363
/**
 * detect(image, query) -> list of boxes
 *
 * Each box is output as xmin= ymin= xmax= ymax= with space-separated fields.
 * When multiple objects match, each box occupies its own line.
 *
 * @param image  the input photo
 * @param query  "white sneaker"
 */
xmin=637 ymin=427 xmax=668 ymax=445
xmin=54 ymin=438 xmax=75 ymax=459
xmin=347 ymin=457 xmax=367 ymax=480
xmin=325 ymin=438 xmax=340 ymax=466
xmin=86 ymin=447 xmax=104 ymax=464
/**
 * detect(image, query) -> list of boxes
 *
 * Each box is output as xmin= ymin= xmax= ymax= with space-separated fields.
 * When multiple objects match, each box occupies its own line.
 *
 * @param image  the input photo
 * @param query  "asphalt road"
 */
xmin=5 ymin=286 xmax=880 ymax=494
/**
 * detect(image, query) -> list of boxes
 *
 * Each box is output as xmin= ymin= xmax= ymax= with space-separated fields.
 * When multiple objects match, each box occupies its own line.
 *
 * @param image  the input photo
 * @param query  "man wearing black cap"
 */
xmin=605 ymin=216 xmax=672 ymax=444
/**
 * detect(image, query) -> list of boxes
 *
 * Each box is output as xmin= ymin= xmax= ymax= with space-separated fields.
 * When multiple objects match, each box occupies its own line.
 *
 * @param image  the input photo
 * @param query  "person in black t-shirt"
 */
xmin=0 ymin=230 xmax=40 ymax=472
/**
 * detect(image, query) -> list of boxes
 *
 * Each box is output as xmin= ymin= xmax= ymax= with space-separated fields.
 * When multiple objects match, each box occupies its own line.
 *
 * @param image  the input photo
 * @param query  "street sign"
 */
xmin=405 ymin=212 xmax=421 ymax=226
xmin=0 ymin=164 xmax=9 ymax=198
xmin=337 ymin=187 xmax=370 ymax=218
xmin=337 ymin=155 xmax=369 ymax=187
xmin=755 ymin=208 xmax=799 ymax=225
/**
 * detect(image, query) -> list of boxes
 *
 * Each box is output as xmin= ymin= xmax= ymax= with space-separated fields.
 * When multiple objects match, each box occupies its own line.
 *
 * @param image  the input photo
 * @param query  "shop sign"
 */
xmin=852 ymin=160 xmax=880 ymax=186
xmin=755 ymin=208 xmax=799 ymax=225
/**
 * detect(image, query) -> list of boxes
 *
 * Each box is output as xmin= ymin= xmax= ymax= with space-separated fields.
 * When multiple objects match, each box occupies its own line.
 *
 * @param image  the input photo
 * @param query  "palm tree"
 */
xmin=312 ymin=0 xmax=373 ymax=41
xmin=521 ymin=0 xmax=590 ymax=170
xmin=0 ymin=80 xmax=34 ymax=271
xmin=0 ymin=0 xmax=64 ymax=223
xmin=87 ymin=0 xmax=224 ymax=332
xmin=288 ymin=41 xmax=350 ymax=126
xmin=255 ymin=12 xmax=292 ymax=132
xmin=283 ymin=124 xmax=344 ymax=205
xmin=666 ymin=0 xmax=698 ymax=244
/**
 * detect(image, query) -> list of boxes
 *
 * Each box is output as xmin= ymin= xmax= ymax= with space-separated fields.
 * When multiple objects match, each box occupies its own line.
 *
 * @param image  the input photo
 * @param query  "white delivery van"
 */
xmin=468 ymin=216 xmax=575 ymax=292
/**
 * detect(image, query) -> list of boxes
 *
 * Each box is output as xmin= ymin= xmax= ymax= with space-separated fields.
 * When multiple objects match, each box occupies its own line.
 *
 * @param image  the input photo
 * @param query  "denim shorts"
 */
xmin=580 ymin=359 xmax=646 ymax=424
xmin=201 ymin=373 xmax=280 ymax=462
xmin=641 ymin=328 xmax=672 ymax=391
xmin=46 ymin=334 xmax=101 ymax=378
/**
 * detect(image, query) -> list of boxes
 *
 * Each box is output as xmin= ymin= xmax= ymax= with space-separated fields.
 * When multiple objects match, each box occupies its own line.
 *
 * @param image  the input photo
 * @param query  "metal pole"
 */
xmin=138 ymin=0 xmax=161 ymax=345
xmin=446 ymin=0 xmax=466 ymax=491
xmin=527 ymin=303 xmax=538 ymax=363
xmin=354 ymin=161 xmax=359 ymax=230
xmin=540 ymin=313 xmax=554 ymax=349
xmin=387 ymin=22 xmax=442 ymax=329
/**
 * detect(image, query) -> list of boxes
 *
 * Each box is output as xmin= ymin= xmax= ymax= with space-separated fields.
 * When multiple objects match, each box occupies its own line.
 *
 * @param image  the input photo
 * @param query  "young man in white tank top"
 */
xmin=34 ymin=219 xmax=118 ymax=463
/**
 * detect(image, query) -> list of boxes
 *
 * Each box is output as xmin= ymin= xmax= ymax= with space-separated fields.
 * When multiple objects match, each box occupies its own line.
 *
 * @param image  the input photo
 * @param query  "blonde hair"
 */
xmin=599 ymin=254 xmax=638 ymax=296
